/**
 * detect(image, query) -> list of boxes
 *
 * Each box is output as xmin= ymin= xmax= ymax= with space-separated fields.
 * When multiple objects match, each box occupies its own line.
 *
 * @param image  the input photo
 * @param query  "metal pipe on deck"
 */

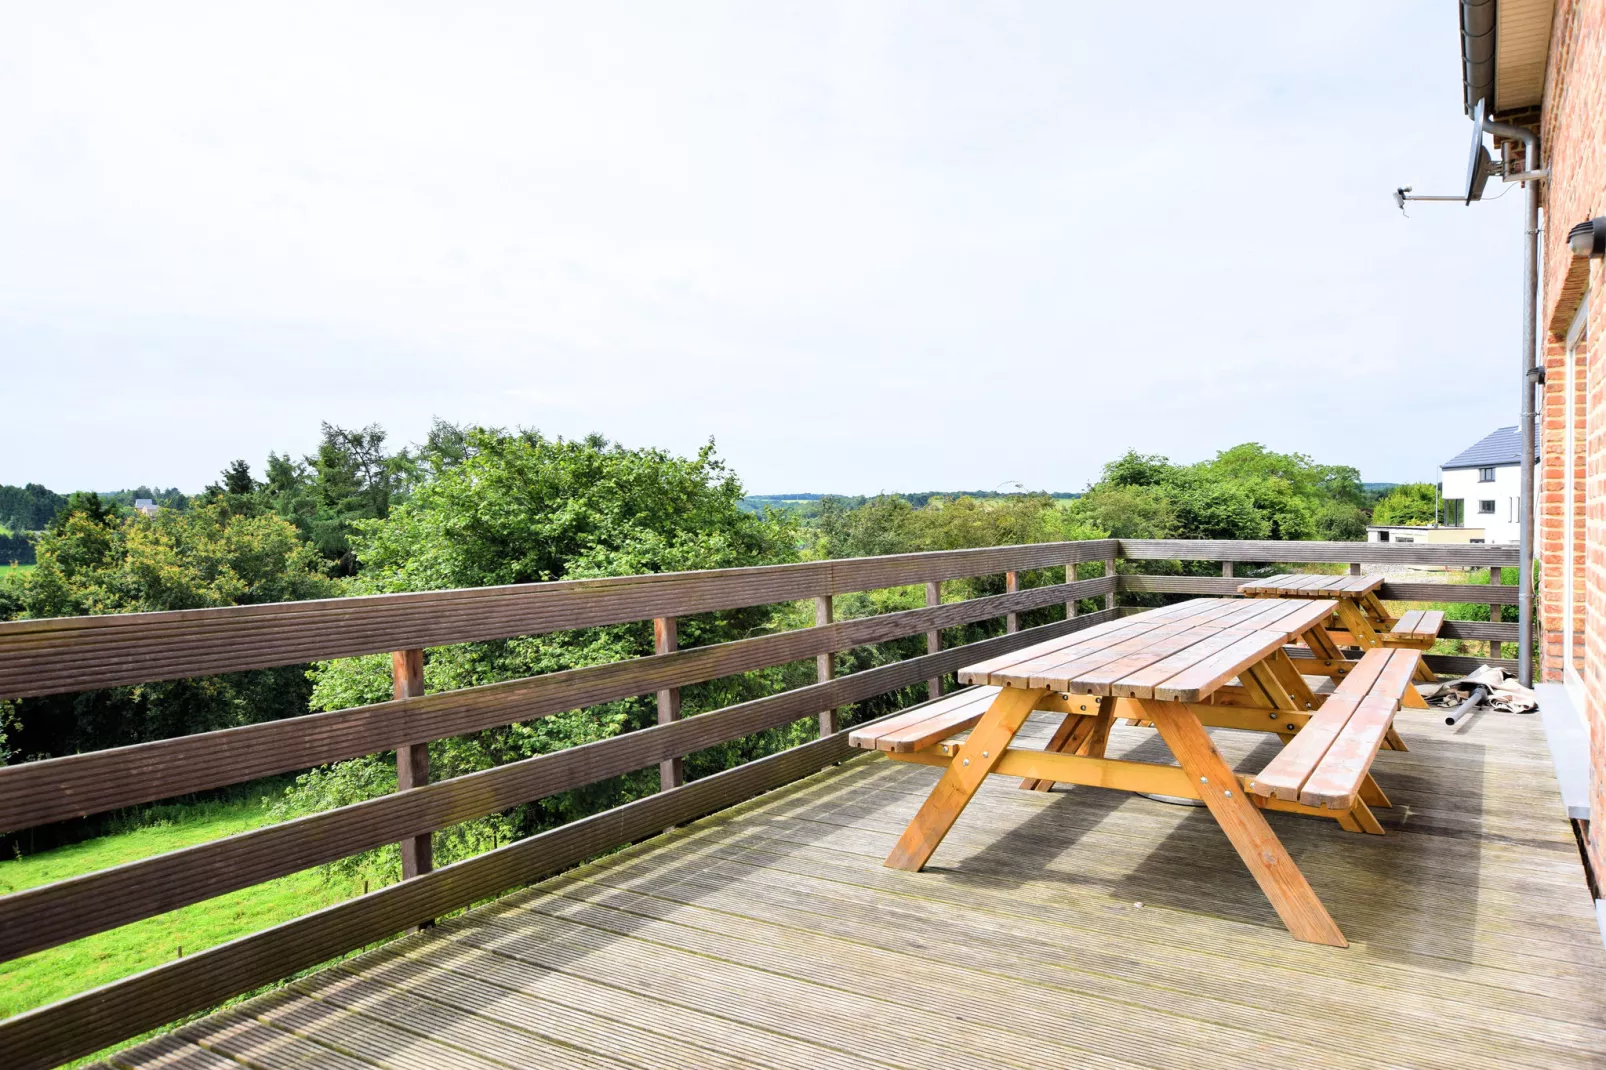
xmin=1445 ymin=685 xmax=1488 ymax=727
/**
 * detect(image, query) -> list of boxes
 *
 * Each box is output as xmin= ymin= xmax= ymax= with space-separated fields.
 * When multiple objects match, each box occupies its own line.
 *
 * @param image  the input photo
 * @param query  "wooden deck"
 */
xmin=108 ymin=700 xmax=1606 ymax=1070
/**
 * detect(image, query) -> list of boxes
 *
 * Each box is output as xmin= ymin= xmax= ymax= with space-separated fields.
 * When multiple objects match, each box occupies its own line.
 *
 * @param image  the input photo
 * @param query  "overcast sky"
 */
xmin=1 ymin=3 xmax=1526 ymax=495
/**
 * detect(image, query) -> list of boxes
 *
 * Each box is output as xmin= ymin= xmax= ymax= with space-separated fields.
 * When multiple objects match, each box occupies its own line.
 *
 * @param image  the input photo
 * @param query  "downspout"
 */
xmin=1484 ymin=117 xmax=1541 ymax=687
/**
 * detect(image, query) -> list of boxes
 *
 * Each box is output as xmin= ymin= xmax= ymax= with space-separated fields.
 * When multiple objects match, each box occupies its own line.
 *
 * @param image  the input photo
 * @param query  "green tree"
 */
xmin=813 ymin=494 xmax=916 ymax=559
xmin=220 ymin=459 xmax=257 ymax=496
xmin=1069 ymin=484 xmax=1174 ymax=539
xmin=259 ymin=423 xmax=412 ymax=575
xmin=0 ymin=482 xmax=68 ymax=532
xmin=272 ymin=430 xmax=800 ymax=882
xmin=1370 ymin=483 xmax=1439 ymax=526
xmin=1 ymin=498 xmax=334 ymax=762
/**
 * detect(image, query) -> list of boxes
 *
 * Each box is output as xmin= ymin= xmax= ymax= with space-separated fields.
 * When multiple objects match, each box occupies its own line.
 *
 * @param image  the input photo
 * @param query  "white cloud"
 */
xmin=0 ymin=1 xmax=1524 ymax=493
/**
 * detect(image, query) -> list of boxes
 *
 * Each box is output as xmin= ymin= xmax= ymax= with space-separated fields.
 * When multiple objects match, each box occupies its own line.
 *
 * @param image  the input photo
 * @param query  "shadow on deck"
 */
xmin=110 ymin=705 xmax=1606 ymax=1069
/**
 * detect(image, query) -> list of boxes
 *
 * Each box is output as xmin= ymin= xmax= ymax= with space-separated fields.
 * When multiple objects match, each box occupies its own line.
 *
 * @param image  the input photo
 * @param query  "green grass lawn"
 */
xmin=0 ymin=792 xmax=364 ymax=1036
xmin=0 ymin=562 xmax=34 ymax=578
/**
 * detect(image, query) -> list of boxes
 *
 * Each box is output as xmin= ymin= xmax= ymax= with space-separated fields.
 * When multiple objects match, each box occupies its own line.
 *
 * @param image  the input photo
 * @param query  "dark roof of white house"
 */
xmin=1442 ymin=426 xmax=1536 ymax=469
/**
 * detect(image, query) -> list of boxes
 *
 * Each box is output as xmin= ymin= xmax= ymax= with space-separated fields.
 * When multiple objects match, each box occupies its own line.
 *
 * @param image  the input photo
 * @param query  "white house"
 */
xmin=1367 ymin=427 xmax=1531 ymax=547
xmin=1439 ymin=426 xmax=1528 ymax=545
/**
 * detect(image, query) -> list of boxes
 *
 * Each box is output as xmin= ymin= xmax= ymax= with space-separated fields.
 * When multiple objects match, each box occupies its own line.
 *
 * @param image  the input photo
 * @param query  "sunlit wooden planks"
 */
xmin=103 ymin=702 xmax=1606 ymax=1070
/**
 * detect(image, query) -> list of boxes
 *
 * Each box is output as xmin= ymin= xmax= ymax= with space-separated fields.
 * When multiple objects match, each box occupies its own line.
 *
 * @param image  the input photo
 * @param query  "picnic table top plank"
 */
xmin=962 ymin=597 xmax=1338 ymax=702
xmin=1107 ymin=600 xmax=1333 ymax=699
xmin=958 ymin=599 xmax=1238 ymax=688
xmin=954 ymin=610 xmax=1166 ymax=683
xmin=1239 ymin=573 xmax=1384 ymax=598
xmin=1027 ymin=618 xmax=1222 ymax=691
xmin=958 ymin=617 xmax=1163 ymax=688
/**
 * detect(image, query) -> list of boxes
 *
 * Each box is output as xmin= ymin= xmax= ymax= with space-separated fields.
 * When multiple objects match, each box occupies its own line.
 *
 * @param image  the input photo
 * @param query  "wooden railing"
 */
xmin=0 ymin=537 xmax=1519 ymax=1068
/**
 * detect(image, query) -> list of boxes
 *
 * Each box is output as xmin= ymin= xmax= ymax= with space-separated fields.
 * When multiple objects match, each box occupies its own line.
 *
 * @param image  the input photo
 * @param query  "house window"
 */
xmin=1478 ymin=467 xmax=1496 ymax=482
xmin=1478 ymin=500 xmax=1495 ymax=514
xmin=1394 ymin=536 xmax=1414 ymax=543
xmin=1377 ymin=531 xmax=1390 ymax=542
xmin=1469 ymin=539 xmax=1485 ymax=544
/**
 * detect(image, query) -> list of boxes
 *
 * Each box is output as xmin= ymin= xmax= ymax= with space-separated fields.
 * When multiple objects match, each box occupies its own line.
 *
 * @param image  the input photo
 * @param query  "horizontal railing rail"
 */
xmin=0 ymin=536 xmax=1522 ymax=1069
xmin=0 ymin=540 xmax=1119 ymax=698
xmin=0 ymin=575 xmax=1116 ymax=832
xmin=1117 ymin=538 xmax=1519 ymax=566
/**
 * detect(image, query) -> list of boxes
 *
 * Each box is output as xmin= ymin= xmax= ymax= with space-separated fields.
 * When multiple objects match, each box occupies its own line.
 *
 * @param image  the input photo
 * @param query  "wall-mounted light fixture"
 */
xmin=1569 ymin=216 xmax=1606 ymax=258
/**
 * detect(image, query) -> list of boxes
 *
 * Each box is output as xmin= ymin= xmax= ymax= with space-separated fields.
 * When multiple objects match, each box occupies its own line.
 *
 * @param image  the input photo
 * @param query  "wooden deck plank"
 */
xmin=540 ymin=852 xmax=1597 ymax=1069
xmin=359 ymin=937 xmax=883 ymax=1070
xmin=110 ymin=701 xmax=1606 ymax=1070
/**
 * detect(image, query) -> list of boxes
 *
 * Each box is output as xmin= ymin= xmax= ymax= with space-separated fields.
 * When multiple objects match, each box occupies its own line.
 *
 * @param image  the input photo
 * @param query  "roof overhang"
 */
xmin=1460 ymin=0 xmax=1555 ymax=120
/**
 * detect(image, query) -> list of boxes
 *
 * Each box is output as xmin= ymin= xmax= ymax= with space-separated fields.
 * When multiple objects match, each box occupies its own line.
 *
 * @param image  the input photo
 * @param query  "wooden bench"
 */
xmin=1385 ymin=609 xmax=1444 ymax=648
xmin=848 ymin=685 xmax=1109 ymax=792
xmin=1247 ymin=647 xmax=1421 ymax=814
xmin=1381 ymin=610 xmax=1442 ymax=683
xmin=848 ymin=687 xmax=1003 ymax=754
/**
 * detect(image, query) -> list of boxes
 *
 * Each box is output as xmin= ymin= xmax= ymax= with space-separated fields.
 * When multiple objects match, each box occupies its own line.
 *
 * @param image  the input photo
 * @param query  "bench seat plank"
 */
xmin=1389 ymin=609 xmax=1444 ymax=643
xmin=1299 ymin=697 xmax=1398 ymax=809
xmin=848 ymin=687 xmax=1000 ymax=753
xmin=1247 ymin=694 xmax=1364 ymax=802
xmin=1246 ymin=648 xmax=1422 ymax=809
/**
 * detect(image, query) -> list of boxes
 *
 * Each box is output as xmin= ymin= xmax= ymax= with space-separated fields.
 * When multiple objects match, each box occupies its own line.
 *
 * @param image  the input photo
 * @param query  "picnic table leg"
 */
xmin=1020 ymin=711 xmax=1094 ymax=792
xmin=1299 ymin=626 xmax=1351 ymax=681
xmin=1020 ymin=696 xmax=1118 ymax=791
xmin=1361 ymin=591 xmax=1395 ymax=627
xmin=1138 ymin=698 xmax=1347 ymax=947
xmin=1081 ymin=697 xmax=1115 ymax=758
xmin=1384 ymin=662 xmax=1427 ymax=752
xmin=885 ymin=685 xmax=1045 ymax=871
xmin=1333 ymin=599 xmax=1383 ymax=650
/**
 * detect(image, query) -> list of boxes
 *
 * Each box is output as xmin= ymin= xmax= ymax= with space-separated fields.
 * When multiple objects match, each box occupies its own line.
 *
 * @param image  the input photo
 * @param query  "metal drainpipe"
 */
xmin=1485 ymin=117 xmax=1541 ymax=687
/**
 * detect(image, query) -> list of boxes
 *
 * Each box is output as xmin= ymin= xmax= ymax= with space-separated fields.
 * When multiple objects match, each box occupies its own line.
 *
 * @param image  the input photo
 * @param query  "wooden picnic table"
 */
xmin=852 ymin=597 xmax=1432 ymax=948
xmin=1240 ymin=573 xmax=1441 ymax=682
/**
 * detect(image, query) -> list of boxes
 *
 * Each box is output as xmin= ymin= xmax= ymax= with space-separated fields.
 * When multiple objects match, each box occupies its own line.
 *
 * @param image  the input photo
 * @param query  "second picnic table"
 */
xmin=849 ymin=595 xmax=1432 ymax=947
xmin=1239 ymin=572 xmax=1443 ymax=682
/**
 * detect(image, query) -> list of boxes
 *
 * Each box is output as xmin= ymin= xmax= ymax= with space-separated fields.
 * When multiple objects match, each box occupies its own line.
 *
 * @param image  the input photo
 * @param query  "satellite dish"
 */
xmin=1465 ymin=98 xmax=1494 ymax=204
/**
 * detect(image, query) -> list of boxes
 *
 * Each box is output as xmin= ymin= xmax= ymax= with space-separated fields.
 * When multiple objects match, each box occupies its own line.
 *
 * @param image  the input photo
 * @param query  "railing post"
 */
xmin=654 ymin=617 xmax=683 ymax=790
xmin=815 ymin=595 xmax=837 ymax=736
xmin=1065 ymin=559 xmax=1079 ymax=621
xmin=390 ymin=649 xmax=431 ymax=880
xmin=1349 ymin=562 xmax=1362 ymax=576
xmin=1488 ymin=565 xmax=1503 ymax=660
xmin=925 ymin=581 xmax=942 ymax=700
xmin=1005 ymin=571 xmax=1019 ymax=633
xmin=1221 ymin=561 xmax=1233 ymax=578
xmin=1104 ymin=554 xmax=1117 ymax=613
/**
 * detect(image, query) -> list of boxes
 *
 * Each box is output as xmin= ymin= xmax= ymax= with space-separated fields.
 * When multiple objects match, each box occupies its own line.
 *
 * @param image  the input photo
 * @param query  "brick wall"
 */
xmin=1536 ymin=0 xmax=1605 ymax=879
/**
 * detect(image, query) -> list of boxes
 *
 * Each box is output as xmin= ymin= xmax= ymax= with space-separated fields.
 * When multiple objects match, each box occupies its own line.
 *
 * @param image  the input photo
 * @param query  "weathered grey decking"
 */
xmin=110 ymin=702 xmax=1606 ymax=1069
